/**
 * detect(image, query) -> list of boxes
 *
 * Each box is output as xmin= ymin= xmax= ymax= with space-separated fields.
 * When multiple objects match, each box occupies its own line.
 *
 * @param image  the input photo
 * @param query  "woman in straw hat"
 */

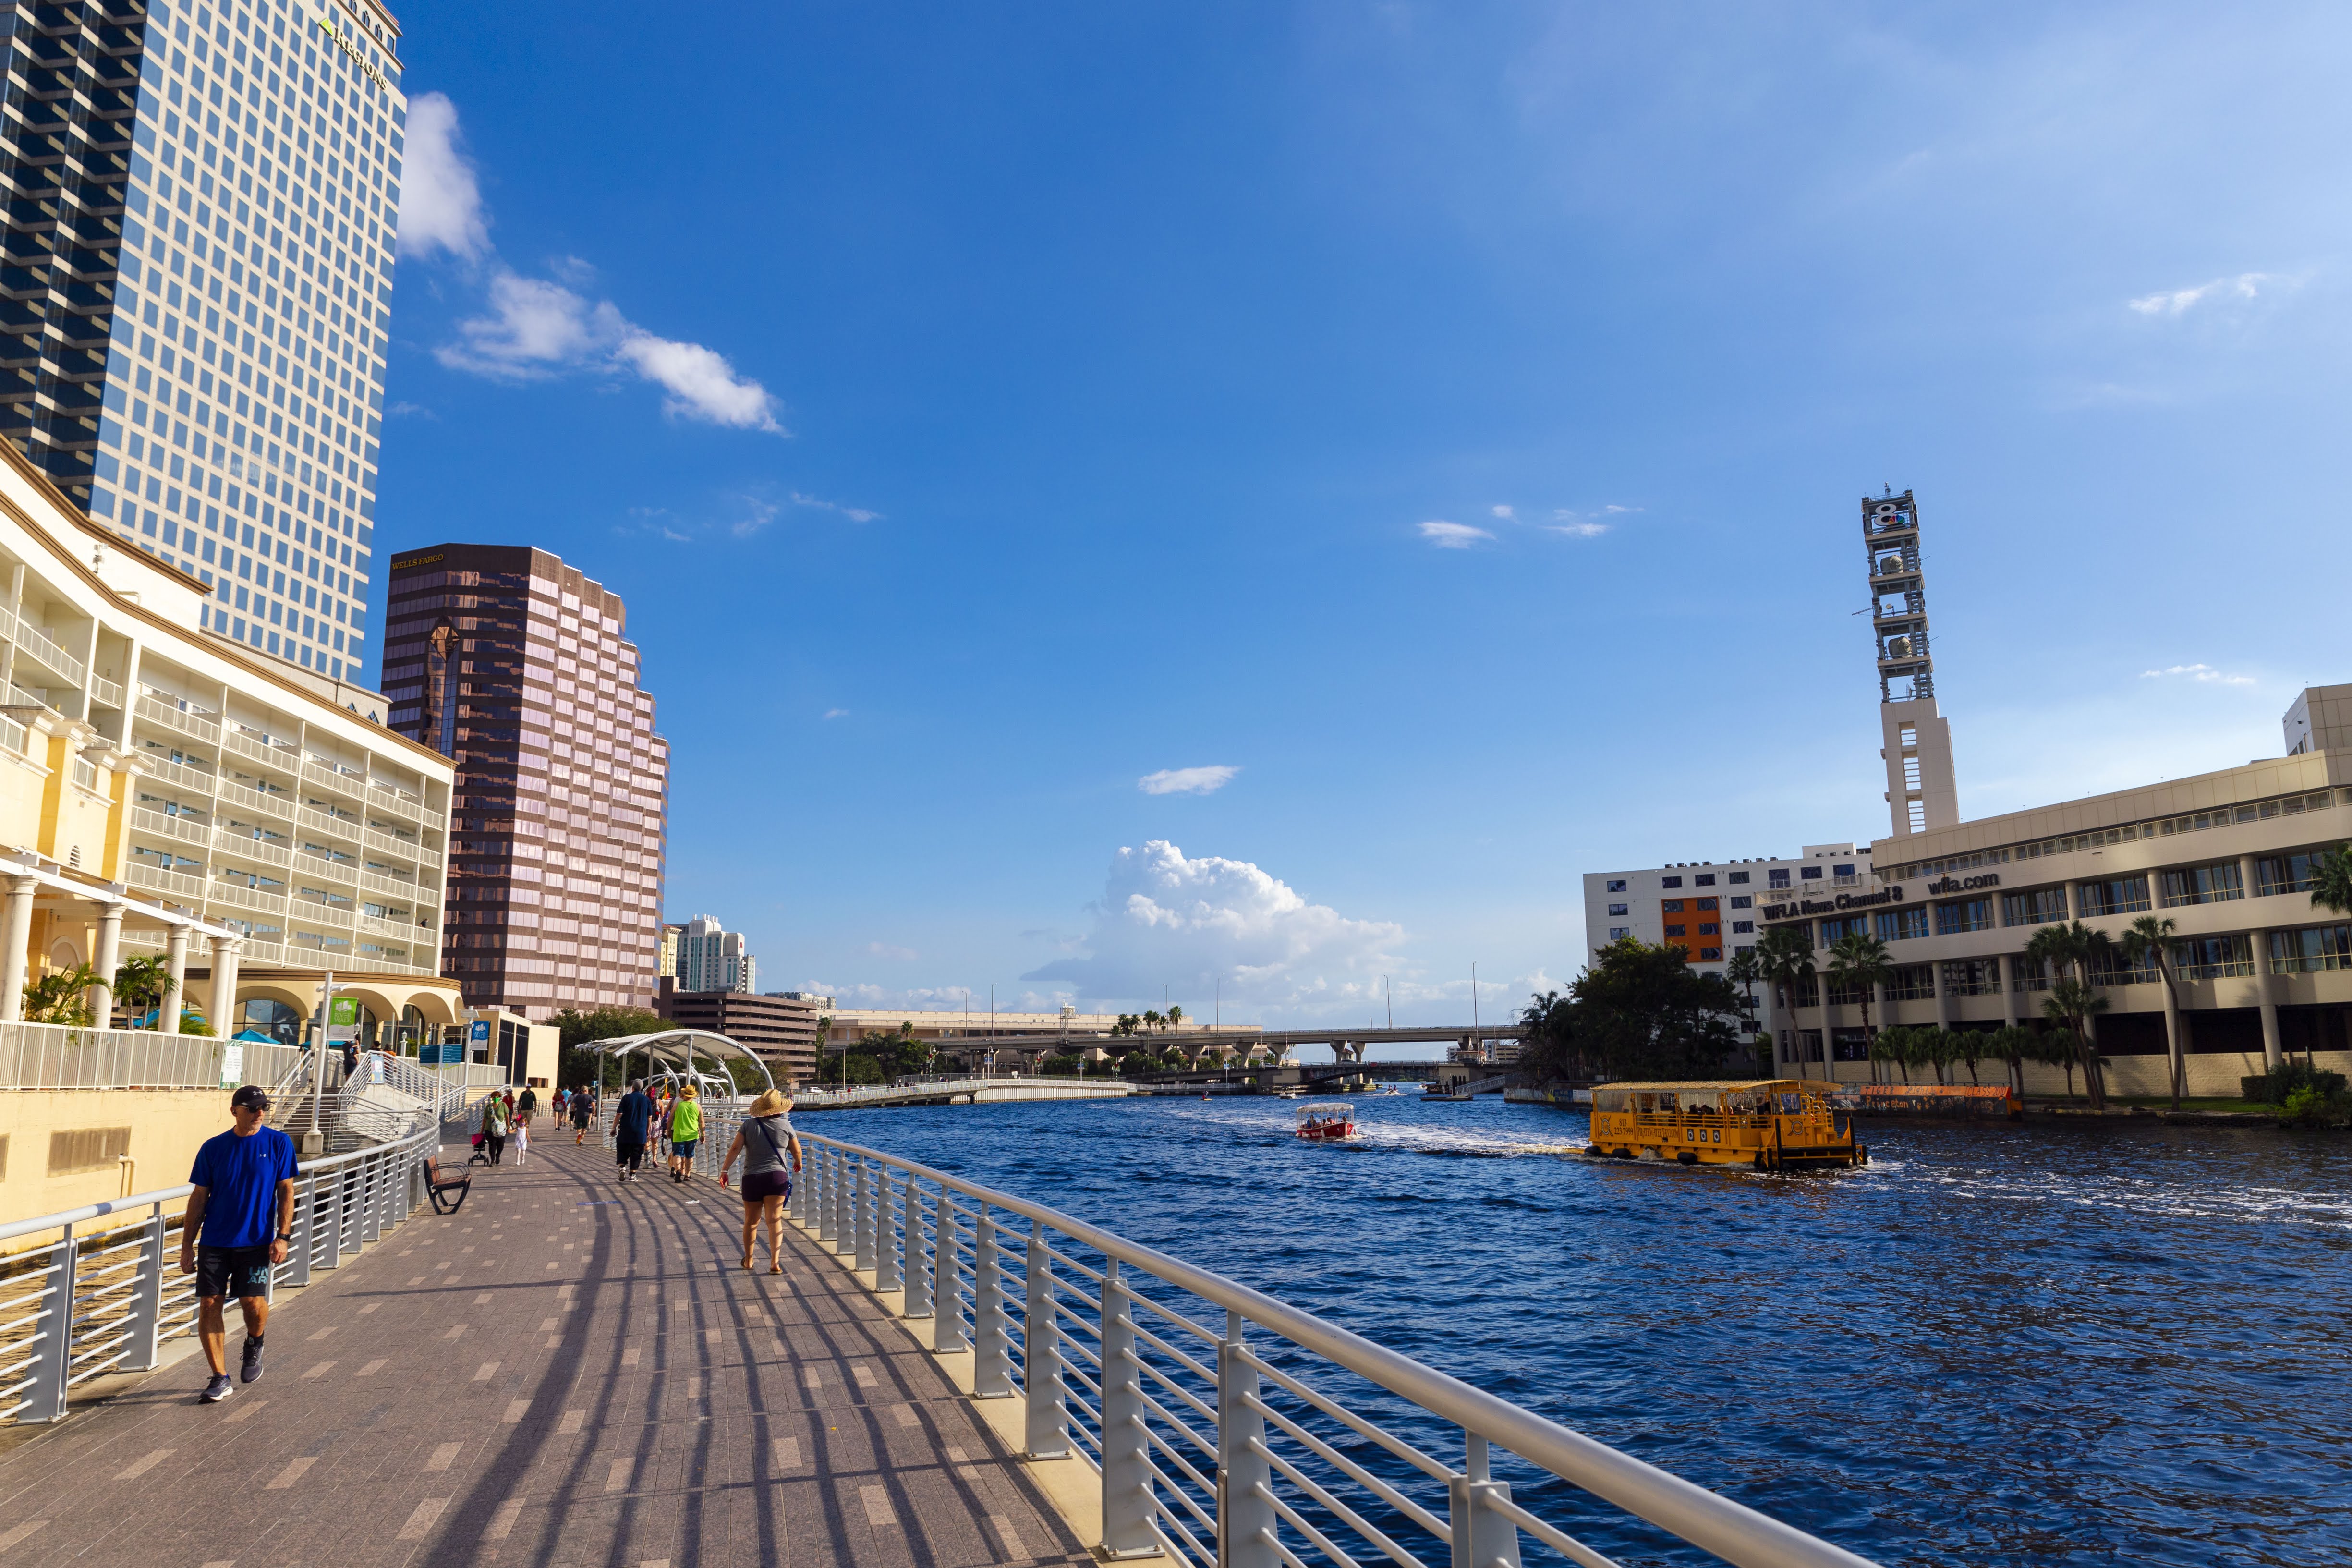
xmin=718 ymin=1088 xmax=803 ymax=1273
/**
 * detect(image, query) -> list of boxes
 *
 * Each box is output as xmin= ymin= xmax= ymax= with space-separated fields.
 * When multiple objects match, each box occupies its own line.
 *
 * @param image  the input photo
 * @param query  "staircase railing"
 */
xmin=337 ymin=1050 xmax=471 ymax=1143
xmin=777 ymin=1129 xmax=1881 ymax=1568
xmin=0 ymin=1125 xmax=441 ymax=1426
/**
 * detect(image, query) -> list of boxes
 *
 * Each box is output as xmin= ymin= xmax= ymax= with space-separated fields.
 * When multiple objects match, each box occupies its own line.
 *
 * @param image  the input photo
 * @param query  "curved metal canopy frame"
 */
xmin=580 ymin=1029 xmax=776 ymax=1097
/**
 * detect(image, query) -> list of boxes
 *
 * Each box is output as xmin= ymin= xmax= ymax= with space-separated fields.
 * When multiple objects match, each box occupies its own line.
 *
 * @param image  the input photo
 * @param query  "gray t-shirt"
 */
xmin=741 ymin=1114 xmax=794 ymax=1176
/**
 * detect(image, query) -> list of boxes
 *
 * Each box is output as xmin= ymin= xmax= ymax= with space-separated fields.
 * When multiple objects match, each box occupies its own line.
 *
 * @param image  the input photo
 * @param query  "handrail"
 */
xmin=770 ymin=1126 xmax=1881 ymax=1568
xmin=0 ymin=1124 xmax=440 ymax=1425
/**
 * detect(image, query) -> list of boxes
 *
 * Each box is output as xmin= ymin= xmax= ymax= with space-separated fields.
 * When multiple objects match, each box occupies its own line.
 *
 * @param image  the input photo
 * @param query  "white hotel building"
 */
xmin=0 ymin=0 xmax=405 ymax=682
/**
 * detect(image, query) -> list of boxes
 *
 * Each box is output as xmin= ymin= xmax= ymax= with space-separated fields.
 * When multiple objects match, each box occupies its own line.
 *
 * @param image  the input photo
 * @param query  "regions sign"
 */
xmin=1760 ymin=885 xmax=1905 ymax=923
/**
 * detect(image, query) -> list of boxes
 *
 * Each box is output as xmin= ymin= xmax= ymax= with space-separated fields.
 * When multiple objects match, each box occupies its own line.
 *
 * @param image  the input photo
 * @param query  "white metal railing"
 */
xmin=217 ymin=779 xmax=296 ymax=820
xmin=0 ymin=1021 xmax=304 ymax=1091
xmin=136 ymin=693 xmax=221 ymax=743
xmin=0 ymin=715 xmax=24 ymax=758
xmin=752 ymin=1129 xmax=1880 ymax=1568
xmin=130 ymin=807 xmax=210 ymax=848
xmin=89 ymin=674 xmax=123 ymax=708
xmin=142 ymin=754 xmax=217 ymax=794
xmin=13 ymin=618 xmax=85 ymax=686
xmin=125 ymin=862 xmax=206 ymax=900
xmin=0 ymin=1124 xmax=439 ymax=1425
xmin=214 ymin=834 xmax=295 ymax=870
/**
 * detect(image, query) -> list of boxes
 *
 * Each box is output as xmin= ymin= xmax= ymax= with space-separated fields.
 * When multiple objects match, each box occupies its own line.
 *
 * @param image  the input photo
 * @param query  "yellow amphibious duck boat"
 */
xmin=1585 ymin=1080 xmax=1867 ymax=1171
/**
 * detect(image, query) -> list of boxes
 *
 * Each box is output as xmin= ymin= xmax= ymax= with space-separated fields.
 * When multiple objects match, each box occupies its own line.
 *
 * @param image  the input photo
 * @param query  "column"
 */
xmin=1932 ymin=957 xmax=1953 ymax=1028
xmin=0 ymin=874 xmax=38 ymax=1022
xmin=208 ymin=936 xmax=242 ymax=1041
xmin=87 ymin=901 xmax=124 ymax=1030
xmin=2249 ymin=926 xmax=2283 ymax=1071
xmin=1997 ymin=953 xmax=2019 ymax=1027
xmin=163 ymin=924 xmax=190 ymax=1035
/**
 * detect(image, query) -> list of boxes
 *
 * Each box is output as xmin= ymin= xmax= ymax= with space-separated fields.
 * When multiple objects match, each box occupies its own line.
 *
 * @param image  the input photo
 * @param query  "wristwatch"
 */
xmin=277 ymin=1231 xmax=293 ymax=1242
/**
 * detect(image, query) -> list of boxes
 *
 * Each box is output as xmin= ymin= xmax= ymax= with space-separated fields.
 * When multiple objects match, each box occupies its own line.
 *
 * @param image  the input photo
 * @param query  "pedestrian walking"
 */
xmin=513 ymin=1101 xmax=532 ymax=1166
xmin=718 ymin=1088 xmax=801 ymax=1273
xmin=480 ymin=1092 xmax=512 ymax=1165
xmin=182 ymin=1085 xmax=299 ymax=1403
xmin=667 ymin=1081 xmax=703 ymax=1183
xmin=614 ymin=1079 xmax=656 ymax=1181
xmin=572 ymin=1087 xmax=597 ymax=1145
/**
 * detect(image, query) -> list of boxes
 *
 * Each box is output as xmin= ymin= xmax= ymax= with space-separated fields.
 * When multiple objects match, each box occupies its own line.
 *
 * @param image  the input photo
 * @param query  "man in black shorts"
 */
xmin=181 ymin=1084 xmax=300 ymax=1403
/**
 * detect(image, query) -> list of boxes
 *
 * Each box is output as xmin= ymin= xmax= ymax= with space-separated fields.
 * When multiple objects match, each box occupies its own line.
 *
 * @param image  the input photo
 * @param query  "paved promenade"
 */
xmin=0 ymin=1141 xmax=1091 ymax=1567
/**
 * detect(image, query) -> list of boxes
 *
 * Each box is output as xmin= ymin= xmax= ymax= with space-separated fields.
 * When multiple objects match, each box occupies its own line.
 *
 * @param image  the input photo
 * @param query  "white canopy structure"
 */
xmin=575 ymin=1029 xmax=776 ymax=1099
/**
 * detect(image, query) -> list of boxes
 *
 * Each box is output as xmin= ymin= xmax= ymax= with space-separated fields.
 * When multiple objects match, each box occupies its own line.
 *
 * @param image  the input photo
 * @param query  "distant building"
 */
xmin=1863 ymin=491 xmax=1961 ymax=842
xmin=657 ymin=982 xmax=820 ymax=1084
xmin=657 ymin=922 xmax=683 ymax=980
xmin=383 ymin=544 xmax=670 ymax=1018
xmin=674 ymin=913 xmax=754 ymax=994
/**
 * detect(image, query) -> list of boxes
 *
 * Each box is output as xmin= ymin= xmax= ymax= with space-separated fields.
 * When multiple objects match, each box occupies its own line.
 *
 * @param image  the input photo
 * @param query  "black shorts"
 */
xmin=195 ymin=1243 xmax=275 ymax=1301
xmin=741 ymin=1170 xmax=791 ymax=1203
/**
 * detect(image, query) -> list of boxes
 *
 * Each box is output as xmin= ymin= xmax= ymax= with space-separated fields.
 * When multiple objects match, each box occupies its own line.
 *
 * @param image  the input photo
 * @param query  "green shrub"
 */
xmin=2277 ymin=1084 xmax=2337 ymax=1127
xmin=2243 ymin=1062 xmax=2349 ymax=1105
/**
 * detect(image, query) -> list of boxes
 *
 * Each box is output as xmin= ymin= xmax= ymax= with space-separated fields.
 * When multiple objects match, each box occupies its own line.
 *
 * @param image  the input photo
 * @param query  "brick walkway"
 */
xmin=0 ymin=1141 xmax=1091 ymax=1567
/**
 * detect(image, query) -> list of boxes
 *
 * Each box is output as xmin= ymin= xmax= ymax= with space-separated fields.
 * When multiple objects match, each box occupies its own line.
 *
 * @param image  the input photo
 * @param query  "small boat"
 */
xmin=1296 ymin=1101 xmax=1358 ymax=1141
xmin=1584 ymin=1080 xmax=1866 ymax=1171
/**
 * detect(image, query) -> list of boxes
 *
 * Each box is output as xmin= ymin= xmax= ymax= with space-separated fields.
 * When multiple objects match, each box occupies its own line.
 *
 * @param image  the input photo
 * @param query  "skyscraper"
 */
xmin=383 ymin=544 xmax=669 ymax=1017
xmin=1864 ymin=490 xmax=1959 ymax=841
xmin=674 ymin=913 xmax=755 ymax=995
xmin=0 ymin=0 xmax=406 ymax=682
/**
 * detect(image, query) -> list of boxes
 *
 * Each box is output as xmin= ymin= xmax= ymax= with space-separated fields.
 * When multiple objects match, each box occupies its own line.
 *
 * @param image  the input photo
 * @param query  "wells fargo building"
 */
xmin=382 ymin=544 xmax=667 ymax=1017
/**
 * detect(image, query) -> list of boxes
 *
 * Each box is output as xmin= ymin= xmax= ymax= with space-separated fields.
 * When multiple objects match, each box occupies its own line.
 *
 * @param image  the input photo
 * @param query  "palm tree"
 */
xmin=1754 ymin=924 xmax=1816 ymax=1075
xmin=2025 ymin=920 xmax=2116 ymax=1110
xmin=1951 ymin=1026 xmax=1987 ymax=1087
xmin=1870 ymin=1025 xmax=1913 ymax=1085
xmin=113 ymin=954 xmax=174 ymax=1028
xmin=1724 ymin=948 xmax=1766 ymax=1071
xmin=1912 ymin=1026 xmax=1949 ymax=1086
xmin=23 ymin=964 xmax=99 ymax=1026
xmin=2119 ymin=914 xmax=2183 ymax=1108
xmin=1165 ymin=1004 xmax=1184 ymax=1030
xmin=1988 ymin=1024 xmax=2037 ymax=1098
xmin=1825 ymin=931 xmax=1894 ymax=1082
xmin=2309 ymin=841 xmax=2352 ymax=920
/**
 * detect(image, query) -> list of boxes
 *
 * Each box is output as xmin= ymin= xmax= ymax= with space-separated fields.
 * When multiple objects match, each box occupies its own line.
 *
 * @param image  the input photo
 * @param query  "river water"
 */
xmin=807 ymin=1091 xmax=2350 ymax=1567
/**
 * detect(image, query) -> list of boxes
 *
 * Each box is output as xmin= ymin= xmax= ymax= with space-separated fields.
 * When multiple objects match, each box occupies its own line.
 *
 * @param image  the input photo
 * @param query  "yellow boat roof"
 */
xmin=1599 ymin=1080 xmax=1838 ymax=1093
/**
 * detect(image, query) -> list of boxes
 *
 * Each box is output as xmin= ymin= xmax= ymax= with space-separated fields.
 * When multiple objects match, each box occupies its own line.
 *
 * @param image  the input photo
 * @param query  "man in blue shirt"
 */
xmin=181 ymin=1084 xmax=299 ymax=1403
xmin=614 ymin=1078 xmax=655 ymax=1183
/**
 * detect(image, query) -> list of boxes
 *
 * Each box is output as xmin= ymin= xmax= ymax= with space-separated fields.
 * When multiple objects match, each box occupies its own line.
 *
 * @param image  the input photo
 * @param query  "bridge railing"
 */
xmin=0 ymin=1124 xmax=441 ymax=1425
xmin=785 ymin=1128 xmax=1879 ymax=1568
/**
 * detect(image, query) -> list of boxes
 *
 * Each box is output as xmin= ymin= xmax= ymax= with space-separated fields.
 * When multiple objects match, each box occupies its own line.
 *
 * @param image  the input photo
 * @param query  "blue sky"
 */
xmin=377 ymin=1 xmax=2352 ymax=1033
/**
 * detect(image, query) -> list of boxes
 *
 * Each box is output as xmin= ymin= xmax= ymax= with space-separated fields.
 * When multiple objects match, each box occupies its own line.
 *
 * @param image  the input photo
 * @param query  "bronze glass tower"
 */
xmin=383 ymin=543 xmax=668 ymax=1016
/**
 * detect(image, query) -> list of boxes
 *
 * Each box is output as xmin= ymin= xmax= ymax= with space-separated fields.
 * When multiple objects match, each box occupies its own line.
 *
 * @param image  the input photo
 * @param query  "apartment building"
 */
xmin=673 ymin=913 xmax=754 ymax=994
xmin=1760 ymin=684 xmax=2352 ymax=1094
xmin=0 ymin=425 xmax=457 ymax=1037
xmin=655 ymin=982 xmax=819 ymax=1085
xmin=0 ymin=0 xmax=409 ymax=680
xmin=1580 ymin=844 xmax=1876 ymax=971
xmin=383 ymin=544 xmax=669 ymax=1018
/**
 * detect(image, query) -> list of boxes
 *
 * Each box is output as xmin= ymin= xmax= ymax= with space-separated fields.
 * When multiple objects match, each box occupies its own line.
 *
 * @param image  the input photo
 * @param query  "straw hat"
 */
xmin=749 ymin=1088 xmax=789 ymax=1118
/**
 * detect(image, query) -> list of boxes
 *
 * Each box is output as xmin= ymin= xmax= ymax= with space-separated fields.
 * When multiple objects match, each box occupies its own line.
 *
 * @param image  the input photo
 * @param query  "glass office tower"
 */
xmin=0 ymin=0 xmax=406 ymax=681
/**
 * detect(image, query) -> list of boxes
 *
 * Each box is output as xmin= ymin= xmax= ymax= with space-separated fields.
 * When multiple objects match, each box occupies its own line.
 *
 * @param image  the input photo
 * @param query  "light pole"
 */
xmin=302 ymin=970 xmax=335 ymax=1158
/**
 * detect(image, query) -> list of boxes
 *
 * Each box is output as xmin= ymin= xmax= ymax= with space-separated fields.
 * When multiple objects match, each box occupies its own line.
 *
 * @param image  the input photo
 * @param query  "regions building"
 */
xmin=0 ymin=0 xmax=407 ymax=680
xmin=382 ymin=544 xmax=669 ymax=1019
xmin=1761 ymin=685 xmax=2352 ymax=1094
xmin=0 ymin=431 xmax=459 ymax=1034
xmin=655 ymin=983 xmax=820 ymax=1085
xmin=672 ymin=912 xmax=753 ymax=994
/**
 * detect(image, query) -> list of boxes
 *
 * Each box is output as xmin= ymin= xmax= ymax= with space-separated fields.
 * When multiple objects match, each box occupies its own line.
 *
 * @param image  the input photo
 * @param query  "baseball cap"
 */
xmin=231 ymin=1084 xmax=272 ymax=1112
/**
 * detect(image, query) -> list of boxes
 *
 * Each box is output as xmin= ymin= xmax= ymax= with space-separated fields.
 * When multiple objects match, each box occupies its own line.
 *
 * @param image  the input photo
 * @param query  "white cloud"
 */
xmin=730 ymin=499 xmax=782 ymax=538
xmin=1490 ymin=504 xmax=1517 ymax=521
xmin=2127 ymin=272 xmax=2287 ymax=317
xmin=616 ymin=331 xmax=782 ymax=431
xmin=867 ymin=942 xmax=919 ymax=962
xmin=1418 ymin=520 xmax=1493 ymax=548
xmin=791 ymin=492 xmax=883 ymax=524
xmin=1549 ymin=522 xmax=1608 ymax=538
xmin=436 ymin=271 xmax=784 ymax=431
xmin=1022 ymin=840 xmax=1406 ymax=1009
xmin=2140 ymin=663 xmax=2255 ymax=687
xmin=395 ymin=93 xmax=488 ymax=263
xmin=823 ymin=708 xmax=849 ymax=720
xmin=409 ymin=93 xmax=783 ymax=434
xmin=1138 ymin=766 xmax=1240 ymax=796
xmin=796 ymin=982 xmax=977 ymax=1011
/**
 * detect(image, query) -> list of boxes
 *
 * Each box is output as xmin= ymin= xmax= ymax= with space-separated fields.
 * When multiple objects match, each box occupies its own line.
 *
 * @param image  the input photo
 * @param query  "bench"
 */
xmin=424 ymin=1156 xmax=472 ymax=1215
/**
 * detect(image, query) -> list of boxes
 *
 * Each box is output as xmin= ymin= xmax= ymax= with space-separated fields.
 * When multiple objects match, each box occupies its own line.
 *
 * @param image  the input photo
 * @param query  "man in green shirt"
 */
xmin=667 ymin=1082 xmax=703 ymax=1184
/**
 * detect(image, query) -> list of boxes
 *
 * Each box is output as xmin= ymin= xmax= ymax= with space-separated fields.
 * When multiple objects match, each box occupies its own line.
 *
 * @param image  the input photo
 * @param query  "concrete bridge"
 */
xmin=898 ymin=1022 xmax=1528 ymax=1076
xmin=790 ymin=1075 xmax=1134 ymax=1112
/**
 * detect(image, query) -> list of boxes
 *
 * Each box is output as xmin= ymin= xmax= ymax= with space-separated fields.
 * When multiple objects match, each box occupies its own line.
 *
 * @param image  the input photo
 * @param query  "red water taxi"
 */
xmin=1296 ymin=1101 xmax=1358 ymax=1141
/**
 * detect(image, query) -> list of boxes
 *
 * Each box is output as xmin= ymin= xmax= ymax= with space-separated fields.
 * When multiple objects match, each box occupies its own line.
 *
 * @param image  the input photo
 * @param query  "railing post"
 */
xmin=320 ymin=1166 xmax=345 ymax=1269
xmin=287 ymin=1173 xmax=316 ymax=1287
xmin=790 ymin=1145 xmax=810 ymax=1224
xmin=1022 ymin=1224 xmax=1067 ymax=1458
xmin=932 ymin=1195 xmax=967 ymax=1354
xmin=1449 ymin=1433 xmax=1523 ymax=1568
xmin=875 ymin=1166 xmax=903 ymax=1294
xmin=1101 ymin=1262 xmax=1160 ymax=1558
xmin=973 ymin=1206 xmax=1013 ymax=1397
xmin=903 ymin=1178 xmax=934 ymax=1320
xmin=24 ymin=1225 xmax=78 ymax=1423
xmin=124 ymin=1204 xmax=168 ymax=1371
xmin=360 ymin=1150 xmax=382 ymax=1244
xmin=854 ymin=1158 xmax=876 ymax=1273
xmin=1216 ymin=1313 xmax=1277 ymax=1568
xmin=816 ymin=1150 xmax=837 ymax=1244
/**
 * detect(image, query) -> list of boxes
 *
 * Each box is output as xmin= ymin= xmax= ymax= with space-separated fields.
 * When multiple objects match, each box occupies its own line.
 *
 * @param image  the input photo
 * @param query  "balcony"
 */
xmin=137 ymin=693 xmax=221 ymax=743
xmin=212 ymin=833 xmax=294 ymax=870
xmin=206 ymin=880 xmax=289 ymax=918
xmin=89 ymin=673 xmax=121 ymax=707
xmin=130 ymin=806 xmax=211 ymax=848
xmin=223 ymin=728 xmax=302 ymax=774
xmin=11 ymin=616 xmax=85 ymax=687
xmin=142 ymin=754 xmax=216 ymax=795
xmin=125 ymin=861 xmax=206 ymax=900
xmin=217 ymin=778 xmax=296 ymax=820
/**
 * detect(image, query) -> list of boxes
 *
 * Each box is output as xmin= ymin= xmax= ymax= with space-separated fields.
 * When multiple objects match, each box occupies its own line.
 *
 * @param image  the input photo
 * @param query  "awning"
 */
xmin=572 ymin=1029 xmax=776 ymax=1094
